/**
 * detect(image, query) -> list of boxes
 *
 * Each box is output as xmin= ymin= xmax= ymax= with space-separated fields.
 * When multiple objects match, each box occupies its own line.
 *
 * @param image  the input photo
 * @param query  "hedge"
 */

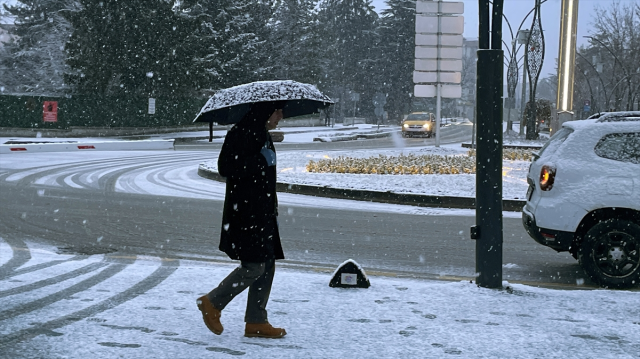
xmin=0 ymin=94 xmax=208 ymax=129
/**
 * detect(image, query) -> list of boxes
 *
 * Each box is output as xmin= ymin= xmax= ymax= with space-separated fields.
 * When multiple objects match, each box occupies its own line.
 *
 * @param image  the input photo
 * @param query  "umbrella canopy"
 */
xmin=193 ymin=80 xmax=334 ymax=125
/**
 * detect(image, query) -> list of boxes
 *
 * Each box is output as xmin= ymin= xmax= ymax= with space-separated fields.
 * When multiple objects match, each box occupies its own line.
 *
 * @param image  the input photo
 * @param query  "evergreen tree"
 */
xmin=376 ymin=0 xmax=415 ymax=122
xmin=317 ymin=0 xmax=378 ymax=118
xmin=64 ymin=0 xmax=203 ymax=96
xmin=268 ymin=0 xmax=321 ymax=84
xmin=0 ymin=0 xmax=77 ymax=95
xmin=186 ymin=0 xmax=274 ymax=90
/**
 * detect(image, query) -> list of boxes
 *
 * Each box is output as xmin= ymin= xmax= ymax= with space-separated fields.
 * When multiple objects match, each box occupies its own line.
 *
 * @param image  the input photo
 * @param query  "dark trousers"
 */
xmin=207 ymin=259 xmax=275 ymax=323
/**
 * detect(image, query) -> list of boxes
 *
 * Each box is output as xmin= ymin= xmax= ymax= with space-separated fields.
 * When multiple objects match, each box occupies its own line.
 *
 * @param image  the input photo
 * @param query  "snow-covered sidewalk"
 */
xmin=1 ymin=242 xmax=639 ymax=358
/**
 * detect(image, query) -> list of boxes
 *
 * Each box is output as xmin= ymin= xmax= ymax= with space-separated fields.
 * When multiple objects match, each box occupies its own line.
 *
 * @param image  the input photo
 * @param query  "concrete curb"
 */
xmin=313 ymin=130 xmax=397 ymax=142
xmin=0 ymin=139 xmax=175 ymax=153
xmin=197 ymin=166 xmax=525 ymax=211
xmin=0 ymin=125 xmax=221 ymax=138
xmin=461 ymin=142 xmax=543 ymax=150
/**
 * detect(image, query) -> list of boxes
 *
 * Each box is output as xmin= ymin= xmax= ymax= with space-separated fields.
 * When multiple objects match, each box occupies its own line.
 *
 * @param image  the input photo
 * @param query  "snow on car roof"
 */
xmin=563 ymin=112 xmax=640 ymax=132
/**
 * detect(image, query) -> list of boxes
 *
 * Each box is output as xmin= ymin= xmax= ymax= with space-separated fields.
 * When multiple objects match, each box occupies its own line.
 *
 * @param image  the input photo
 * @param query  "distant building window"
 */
xmin=594 ymin=132 xmax=640 ymax=164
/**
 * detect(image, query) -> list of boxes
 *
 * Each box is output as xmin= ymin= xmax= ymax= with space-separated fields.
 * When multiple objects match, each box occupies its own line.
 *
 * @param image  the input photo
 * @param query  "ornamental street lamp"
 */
xmin=496 ymin=1 xmax=548 ymax=137
xmin=525 ymin=0 xmax=544 ymax=140
xmin=505 ymin=45 xmax=518 ymax=134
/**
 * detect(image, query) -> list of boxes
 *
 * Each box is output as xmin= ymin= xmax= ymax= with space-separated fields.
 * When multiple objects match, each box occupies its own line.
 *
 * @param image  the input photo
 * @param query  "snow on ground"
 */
xmin=201 ymin=142 xmax=532 ymax=200
xmin=0 ymin=149 xmax=521 ymax=219
xmin=3 ymin=121 xmax=534 ymax=204
xmin=1 ymin=244 xmax=639 ymax=358
xmin=2 ymin=125 xmax=639 ymax=358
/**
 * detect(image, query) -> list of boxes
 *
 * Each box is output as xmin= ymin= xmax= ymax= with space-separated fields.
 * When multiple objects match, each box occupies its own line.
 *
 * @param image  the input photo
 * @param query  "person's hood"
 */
xmin=236 ymin=101 xmax=286 ymax=132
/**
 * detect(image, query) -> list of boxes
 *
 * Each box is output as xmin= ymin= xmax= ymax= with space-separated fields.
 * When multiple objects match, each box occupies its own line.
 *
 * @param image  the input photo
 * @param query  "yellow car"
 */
xmin=401 ymin=112 xmax=436 ymax=138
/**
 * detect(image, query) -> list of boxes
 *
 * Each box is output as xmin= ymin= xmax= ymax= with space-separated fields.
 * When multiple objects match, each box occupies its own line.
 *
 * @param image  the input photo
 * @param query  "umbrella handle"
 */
xmin=209 ymin=122 xmax=213 ymax=142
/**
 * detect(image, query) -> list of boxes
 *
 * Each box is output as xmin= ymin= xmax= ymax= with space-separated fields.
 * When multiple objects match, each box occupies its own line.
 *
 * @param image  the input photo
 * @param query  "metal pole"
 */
xmin=435 ymin=0 xmax=443 ymax=147
xmin=473 ymin=0 xmax=504 ymax=289
xmin=556 ymin=0 xmax=579 ymax=129
xmin=353 ymin=100 xmax=356 ymax=127
xmin=519 ymin=62 xmax=527 ymax=135
xmin=471 ymin=104 xmax=476 ymax=148
xmin=436 ymin=84 xmax=441 ymax=146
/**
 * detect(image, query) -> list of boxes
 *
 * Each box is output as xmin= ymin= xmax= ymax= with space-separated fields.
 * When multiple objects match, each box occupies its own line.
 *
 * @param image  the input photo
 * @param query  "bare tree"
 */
xmin=575 ymin=0 xmax=640 ymax=113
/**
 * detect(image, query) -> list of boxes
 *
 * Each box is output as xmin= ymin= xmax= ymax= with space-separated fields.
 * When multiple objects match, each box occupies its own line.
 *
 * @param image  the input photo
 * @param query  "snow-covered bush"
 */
xmin=306 ymin=153 xmax=476 ymax=175
xmin=306 ymin=149 xmax=532 ymax=175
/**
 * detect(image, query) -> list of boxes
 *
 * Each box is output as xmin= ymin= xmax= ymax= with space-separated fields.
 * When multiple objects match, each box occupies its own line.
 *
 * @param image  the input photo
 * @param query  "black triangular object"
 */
xmin=329 ymin=259 xmax=370 ymax=288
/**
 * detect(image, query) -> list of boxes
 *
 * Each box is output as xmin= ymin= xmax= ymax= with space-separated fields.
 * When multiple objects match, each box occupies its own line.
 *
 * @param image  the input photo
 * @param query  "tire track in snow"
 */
xmin=5 ymin=255 xmax=88 ymax=279
xmin=0 ymin=237 xmax=30 ymax=280
xmin=0 ymin=261 xmax=110 ymax=299
xmin=9 ymin=153 xmax=205 ymax=188
xmin=0 ymin=257 xmax=178 ymax=347
xmin=0 ymin=254 xmax=135 ymax=321
xmin=100 ymin=157 xmax=209 ymax=194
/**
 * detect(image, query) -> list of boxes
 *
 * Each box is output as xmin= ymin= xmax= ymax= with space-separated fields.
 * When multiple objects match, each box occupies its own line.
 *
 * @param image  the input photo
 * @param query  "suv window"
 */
xmin=594 ymin=132 xmax=640 ymax=164
xmin=535 ymin=127 xmax=573 ymax=159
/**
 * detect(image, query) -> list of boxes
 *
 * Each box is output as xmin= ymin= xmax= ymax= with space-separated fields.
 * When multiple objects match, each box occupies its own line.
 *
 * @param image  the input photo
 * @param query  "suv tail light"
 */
xmin=539 ymin=165 xmax=556 ymax=191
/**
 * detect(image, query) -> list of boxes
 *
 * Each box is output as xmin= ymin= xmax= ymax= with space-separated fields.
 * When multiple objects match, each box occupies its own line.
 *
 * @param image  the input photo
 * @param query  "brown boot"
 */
xmin=196 ymin=295 xmax=223 ymax=335
xmin=244 ymin=322 xmax=287 ymax=338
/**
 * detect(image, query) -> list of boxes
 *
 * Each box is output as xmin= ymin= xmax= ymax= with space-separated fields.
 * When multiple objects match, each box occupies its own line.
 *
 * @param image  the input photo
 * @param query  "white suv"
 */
xmin=522 ymin=111 xmax=640 ymax=289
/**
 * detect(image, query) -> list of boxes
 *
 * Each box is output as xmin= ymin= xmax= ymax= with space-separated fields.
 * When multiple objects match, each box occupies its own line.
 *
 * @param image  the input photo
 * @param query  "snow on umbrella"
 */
xmin=193 ymin=80 xmax=334 ymax=125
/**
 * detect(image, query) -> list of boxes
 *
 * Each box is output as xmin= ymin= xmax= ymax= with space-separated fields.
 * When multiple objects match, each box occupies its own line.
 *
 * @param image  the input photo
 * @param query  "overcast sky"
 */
xmin=372 ymin=0 xmax=639 ymax=79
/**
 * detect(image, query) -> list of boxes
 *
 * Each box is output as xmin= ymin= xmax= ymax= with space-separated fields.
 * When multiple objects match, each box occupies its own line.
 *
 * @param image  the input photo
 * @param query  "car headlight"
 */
xmin=403 ymin=124 xmax=409 ymax=128
xmin=422 ymin=124 xmax=430 ymax=129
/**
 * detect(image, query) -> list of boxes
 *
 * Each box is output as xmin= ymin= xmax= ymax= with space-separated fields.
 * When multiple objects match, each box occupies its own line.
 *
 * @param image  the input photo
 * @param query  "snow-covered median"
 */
xmin=200 ymin=144 xmax=531 ymax=200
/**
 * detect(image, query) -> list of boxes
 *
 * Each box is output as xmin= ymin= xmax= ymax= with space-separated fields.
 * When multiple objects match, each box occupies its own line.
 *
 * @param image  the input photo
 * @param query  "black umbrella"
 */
xmin=194 ymin=80 xmax=334 ymax=141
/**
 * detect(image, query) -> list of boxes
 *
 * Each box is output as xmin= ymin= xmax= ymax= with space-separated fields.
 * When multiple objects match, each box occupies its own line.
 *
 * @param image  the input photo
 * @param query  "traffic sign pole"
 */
xmin=413 ymin=0 xmax=464 ymax=147
xmin=435 ymin=0 xmax=442 ymax=147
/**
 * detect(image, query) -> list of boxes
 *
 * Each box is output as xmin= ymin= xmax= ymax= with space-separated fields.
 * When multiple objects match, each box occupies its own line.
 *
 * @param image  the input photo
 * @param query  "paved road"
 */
xmin=0 ymin=136 xmax=584 ymax=288
xmin=175 ymin=122 xmax=475 ymax=152
xmin=0 ymin=131 xmax=605 ymax=354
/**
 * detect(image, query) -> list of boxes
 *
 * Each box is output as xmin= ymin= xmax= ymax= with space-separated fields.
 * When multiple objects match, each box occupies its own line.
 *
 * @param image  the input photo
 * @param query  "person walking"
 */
xmin=197 ymin=101 xmax=287 ymax=339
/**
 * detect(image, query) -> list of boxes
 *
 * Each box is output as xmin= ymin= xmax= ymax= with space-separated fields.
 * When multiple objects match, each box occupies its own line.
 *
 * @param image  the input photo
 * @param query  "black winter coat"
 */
xmin=217 ymin=114 xmax=284 ymax=262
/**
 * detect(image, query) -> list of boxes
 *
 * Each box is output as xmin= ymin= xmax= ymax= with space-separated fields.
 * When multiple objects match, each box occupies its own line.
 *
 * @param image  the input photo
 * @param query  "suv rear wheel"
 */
xmin=579 ymin=218 xmax=640 ymax=289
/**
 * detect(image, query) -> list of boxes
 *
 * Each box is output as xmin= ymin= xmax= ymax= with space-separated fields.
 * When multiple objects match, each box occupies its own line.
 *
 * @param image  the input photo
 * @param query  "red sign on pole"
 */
xmin=43 ymin=101 xmax=58 ymax=122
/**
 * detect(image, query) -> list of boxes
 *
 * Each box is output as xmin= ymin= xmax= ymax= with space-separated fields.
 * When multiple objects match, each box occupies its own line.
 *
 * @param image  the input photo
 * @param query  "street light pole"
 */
xmin=575 ymin=63 xmax=597 ymax=116
xmin=517 ymin=30 xmax=530 ymax=136
xmin=576 ymin=51 xmax=608 ymax=111
xmin=505 ymin=41 xmax=518 ymax=134
xmin=519 ymin=53 xmax=528 ymax=135
xmin=555 ymin=0 xmax=579 ymax=129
